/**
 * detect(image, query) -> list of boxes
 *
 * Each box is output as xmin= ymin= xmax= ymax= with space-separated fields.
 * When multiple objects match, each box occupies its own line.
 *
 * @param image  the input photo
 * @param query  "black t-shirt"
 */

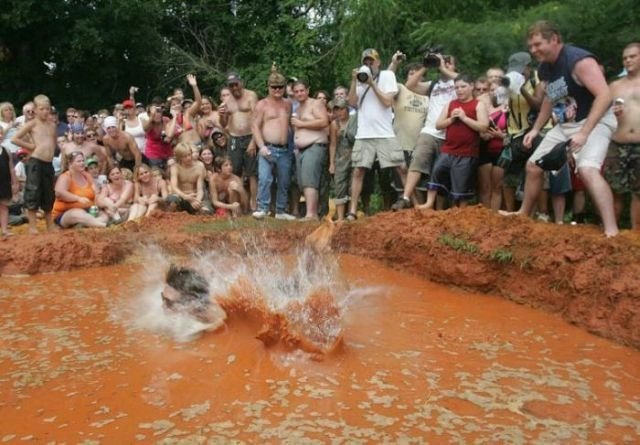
xmin=539 ymin=45 xmax=596 ymax=122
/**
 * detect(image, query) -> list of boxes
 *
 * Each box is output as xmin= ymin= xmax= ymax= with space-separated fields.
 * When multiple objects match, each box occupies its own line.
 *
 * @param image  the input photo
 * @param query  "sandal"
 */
xmin=345 ymin=212 xmax=357 ymax=221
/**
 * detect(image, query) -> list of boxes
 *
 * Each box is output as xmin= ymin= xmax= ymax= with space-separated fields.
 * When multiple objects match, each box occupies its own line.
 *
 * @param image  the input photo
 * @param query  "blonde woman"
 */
xmin=128 ymin=164 xmax=169 ymax=220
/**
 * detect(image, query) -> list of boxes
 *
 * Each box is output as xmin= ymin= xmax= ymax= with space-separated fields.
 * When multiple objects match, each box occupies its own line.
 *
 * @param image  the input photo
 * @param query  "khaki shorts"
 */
xmin=409 ymin=133 xmax=444 ymax=175
xmin=351 ymin=137 xmax=404 ymax=169
xmin=529 ymin=111 xmax=616 ymax=170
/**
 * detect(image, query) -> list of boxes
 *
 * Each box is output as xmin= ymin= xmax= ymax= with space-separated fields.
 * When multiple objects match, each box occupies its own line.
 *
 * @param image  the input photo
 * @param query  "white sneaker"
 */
xmin=252 ymin=210 xmax=267 ymax=220
xmin=275 ymin=212 xmax=296 ymax=221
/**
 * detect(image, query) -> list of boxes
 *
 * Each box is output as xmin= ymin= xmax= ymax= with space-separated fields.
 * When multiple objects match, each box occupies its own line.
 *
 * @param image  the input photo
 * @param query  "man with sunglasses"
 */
xmin=219 ymin=72 xmax=259 ymax=211
xmin=61 ymin=122 xmax=110 ymax=173
xmin=251 ymin=69 xmax=296 ymax=220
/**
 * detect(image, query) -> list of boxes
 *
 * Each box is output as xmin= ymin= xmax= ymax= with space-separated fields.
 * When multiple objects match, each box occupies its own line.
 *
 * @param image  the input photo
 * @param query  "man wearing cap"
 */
xmin=251 ymin=68 xmax=295 ymax=220
xmin=61 ymin=122 xmax=110 ymax=173
xmin=102 ymin=116 xmax=143 ymax=172
xmin=501 ymin=20 xmax=618 ymax=237
xmin=392 ymin=51 xmax=458 ymax=211
xmin=219 ymin=71 xmax=259 ymax=211
xmin=606 ymin=42 xmax=640 ymax=229
xmin=290 ymin=79 xmax=330 ymax=220
xmin=345 ymin=48 xmax=405 ymax=220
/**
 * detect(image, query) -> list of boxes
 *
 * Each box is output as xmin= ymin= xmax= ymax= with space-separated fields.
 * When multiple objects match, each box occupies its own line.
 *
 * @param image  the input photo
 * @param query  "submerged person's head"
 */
xmin=163 ymin=265 xmax=213 ymax=322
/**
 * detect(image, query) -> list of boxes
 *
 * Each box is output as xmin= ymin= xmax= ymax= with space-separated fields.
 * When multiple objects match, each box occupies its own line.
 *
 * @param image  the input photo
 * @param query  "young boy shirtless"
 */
xmin=166 ymin=142 xmax=211 ymax=214
xmin=208 ymin=156 xmax=248 ymax=216
xmin=11 ymin=95 xmax=57 ymax=233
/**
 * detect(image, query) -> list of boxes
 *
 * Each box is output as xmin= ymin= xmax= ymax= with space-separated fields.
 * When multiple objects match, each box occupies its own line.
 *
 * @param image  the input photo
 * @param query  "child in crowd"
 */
xmin=10 ymin=94 xmax=57 ymax=233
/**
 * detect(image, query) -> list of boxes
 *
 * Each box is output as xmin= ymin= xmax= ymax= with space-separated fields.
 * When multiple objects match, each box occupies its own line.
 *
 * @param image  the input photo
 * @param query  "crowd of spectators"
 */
xmin=1 ymin=20 xmax=638 ymax=238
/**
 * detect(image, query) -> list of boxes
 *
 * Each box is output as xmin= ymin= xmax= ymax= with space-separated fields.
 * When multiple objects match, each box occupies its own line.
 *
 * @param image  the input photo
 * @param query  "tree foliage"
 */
xmin=0 ymin=0 xmax=637 ymax=111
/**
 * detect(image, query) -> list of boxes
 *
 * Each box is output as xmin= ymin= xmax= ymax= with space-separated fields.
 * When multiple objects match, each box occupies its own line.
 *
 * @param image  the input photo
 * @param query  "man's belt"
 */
xmin=265 ymin=142 xmax=288 ymax=149
xmin=298 ymin=142 xmax=328 ymax=151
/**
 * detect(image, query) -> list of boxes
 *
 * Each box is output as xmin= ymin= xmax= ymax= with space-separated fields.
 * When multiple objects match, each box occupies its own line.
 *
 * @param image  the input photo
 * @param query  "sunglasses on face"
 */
xmin=86 ymin=133 xmax=96 ymax=138
xmin=269 ymin=85 xmax=285 ymax=90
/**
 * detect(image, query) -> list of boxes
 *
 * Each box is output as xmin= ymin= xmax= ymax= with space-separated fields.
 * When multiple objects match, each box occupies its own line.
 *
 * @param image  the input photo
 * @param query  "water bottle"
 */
xmin=89 ymin=206 xmax=99 ymax=217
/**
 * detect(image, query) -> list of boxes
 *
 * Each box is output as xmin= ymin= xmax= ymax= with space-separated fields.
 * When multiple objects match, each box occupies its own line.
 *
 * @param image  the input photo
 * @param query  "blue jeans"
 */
xmin=257 ymin=145 xmax=293 ymax=213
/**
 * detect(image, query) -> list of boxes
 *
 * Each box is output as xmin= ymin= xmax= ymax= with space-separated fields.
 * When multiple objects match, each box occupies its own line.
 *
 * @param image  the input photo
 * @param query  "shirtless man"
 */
xmin=219 ymin=72 xmax=259 ymax=210
xmin=166 ymin=142 xmax=210 ymax=214
xmin=11 ymin=95 xmax=57 ymax=233
xmin=102 ymin=116 xmax=143 ymax=172
xmin=606 ymin=42 xmax=640 ymax=229
xmin=291 ymin=80 xmax=330 ymax=219
xmin=251 ymin=69 xmax=295 ymax=220
xmin=61 ymin=123 xmax=110 ymax=173
xmin=209 ymin=157 xmax=248 ymax=216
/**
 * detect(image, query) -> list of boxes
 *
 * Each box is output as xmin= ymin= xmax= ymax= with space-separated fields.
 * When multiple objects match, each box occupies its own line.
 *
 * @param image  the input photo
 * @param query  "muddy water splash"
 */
xmin=122 ymin=236 xmax=350 ymax=354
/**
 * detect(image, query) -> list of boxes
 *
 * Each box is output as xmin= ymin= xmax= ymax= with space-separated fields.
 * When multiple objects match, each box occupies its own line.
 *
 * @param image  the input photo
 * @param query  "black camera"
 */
xmin=500 ymin=76 xmax=511 ymax=87
xmin=422 ymin=46 xmax=444 ymax=68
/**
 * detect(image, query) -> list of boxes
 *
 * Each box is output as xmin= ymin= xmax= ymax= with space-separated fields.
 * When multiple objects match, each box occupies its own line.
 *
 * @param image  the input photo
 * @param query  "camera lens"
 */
xmin=357 ymin=72 xmax=369 ymax=83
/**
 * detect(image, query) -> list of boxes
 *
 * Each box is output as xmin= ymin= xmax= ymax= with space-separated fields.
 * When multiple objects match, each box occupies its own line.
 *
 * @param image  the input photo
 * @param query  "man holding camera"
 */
xmin=346 ymin=48 xmax=404 ymax=220
xmin=501 ymin=21 xmax=618 ymax=237
xmin=392 ymin=51 xmax=458 ymax=210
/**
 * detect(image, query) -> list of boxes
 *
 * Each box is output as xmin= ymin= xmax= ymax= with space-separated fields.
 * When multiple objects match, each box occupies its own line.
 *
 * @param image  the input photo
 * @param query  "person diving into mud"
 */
xmin=160 ymin=218 xmax=344 ymax=355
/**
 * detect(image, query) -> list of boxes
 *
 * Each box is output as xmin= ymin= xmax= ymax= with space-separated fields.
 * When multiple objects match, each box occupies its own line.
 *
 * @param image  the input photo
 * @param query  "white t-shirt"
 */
xmin=420 ymin=78 xmax=457 ymax=139
xmin=356 ymin=70 xmax=398 ymax=139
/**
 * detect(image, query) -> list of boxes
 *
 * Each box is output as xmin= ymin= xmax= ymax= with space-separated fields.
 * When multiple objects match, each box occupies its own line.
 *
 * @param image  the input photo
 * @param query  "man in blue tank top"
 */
xmin=501 ymin=21 xmax=618 ymax=237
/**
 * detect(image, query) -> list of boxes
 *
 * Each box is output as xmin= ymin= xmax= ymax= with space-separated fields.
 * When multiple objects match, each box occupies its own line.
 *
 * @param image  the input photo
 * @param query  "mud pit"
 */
xmin=0 ymin=207 xmax=639 ymax=442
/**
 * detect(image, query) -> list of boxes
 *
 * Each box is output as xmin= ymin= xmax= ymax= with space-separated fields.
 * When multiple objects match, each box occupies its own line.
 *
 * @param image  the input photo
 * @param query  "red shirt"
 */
xmin=441 ymin=99 xmax=481 ymax=158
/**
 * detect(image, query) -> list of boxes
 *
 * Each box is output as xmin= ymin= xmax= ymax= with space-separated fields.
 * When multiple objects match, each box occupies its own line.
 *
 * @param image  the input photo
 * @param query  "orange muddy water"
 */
xmin=1 ymin=255 xmax=639 ymax=444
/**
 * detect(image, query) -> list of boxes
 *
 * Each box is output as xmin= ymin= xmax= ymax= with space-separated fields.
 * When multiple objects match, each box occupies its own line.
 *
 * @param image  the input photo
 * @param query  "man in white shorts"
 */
xmin=502 ymin=21 xmax=618 ymax=237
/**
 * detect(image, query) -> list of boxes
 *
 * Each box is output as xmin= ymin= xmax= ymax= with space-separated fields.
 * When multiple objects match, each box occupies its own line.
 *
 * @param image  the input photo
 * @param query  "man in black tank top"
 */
xmin=501 ymin=20 xmax=618 ymax=237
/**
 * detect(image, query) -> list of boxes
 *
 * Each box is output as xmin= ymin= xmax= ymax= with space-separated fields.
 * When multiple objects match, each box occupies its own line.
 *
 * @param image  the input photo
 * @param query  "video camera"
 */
xmin=422 ymin=46 xmax=450 ymax=69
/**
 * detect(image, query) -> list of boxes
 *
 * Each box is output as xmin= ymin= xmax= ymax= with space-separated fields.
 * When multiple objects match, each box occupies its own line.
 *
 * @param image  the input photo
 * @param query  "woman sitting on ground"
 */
xmin=208 ymin=156 xmax=247 ymax=217
xmin=52 ymin=151 xmax=108 ymax=229
xmin=98 ymin=165 xmax=134 ymax=223
xmin=128 ymin=164 xmax=169 ymax=220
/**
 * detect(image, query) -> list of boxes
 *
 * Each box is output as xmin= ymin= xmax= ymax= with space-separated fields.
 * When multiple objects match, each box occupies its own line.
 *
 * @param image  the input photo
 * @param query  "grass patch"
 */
xmin=438 ymin=234 xmax=479 ymax=254
xmin=488 ymin=248 xmax=514 ymax=264
xmin=184 ymin=216 xmax=293 ymax=234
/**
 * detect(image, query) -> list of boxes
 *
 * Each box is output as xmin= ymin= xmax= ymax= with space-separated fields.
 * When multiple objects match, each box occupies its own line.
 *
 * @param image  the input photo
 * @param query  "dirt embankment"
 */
xmin=1 ymin=207 xmax=638 ymax=349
